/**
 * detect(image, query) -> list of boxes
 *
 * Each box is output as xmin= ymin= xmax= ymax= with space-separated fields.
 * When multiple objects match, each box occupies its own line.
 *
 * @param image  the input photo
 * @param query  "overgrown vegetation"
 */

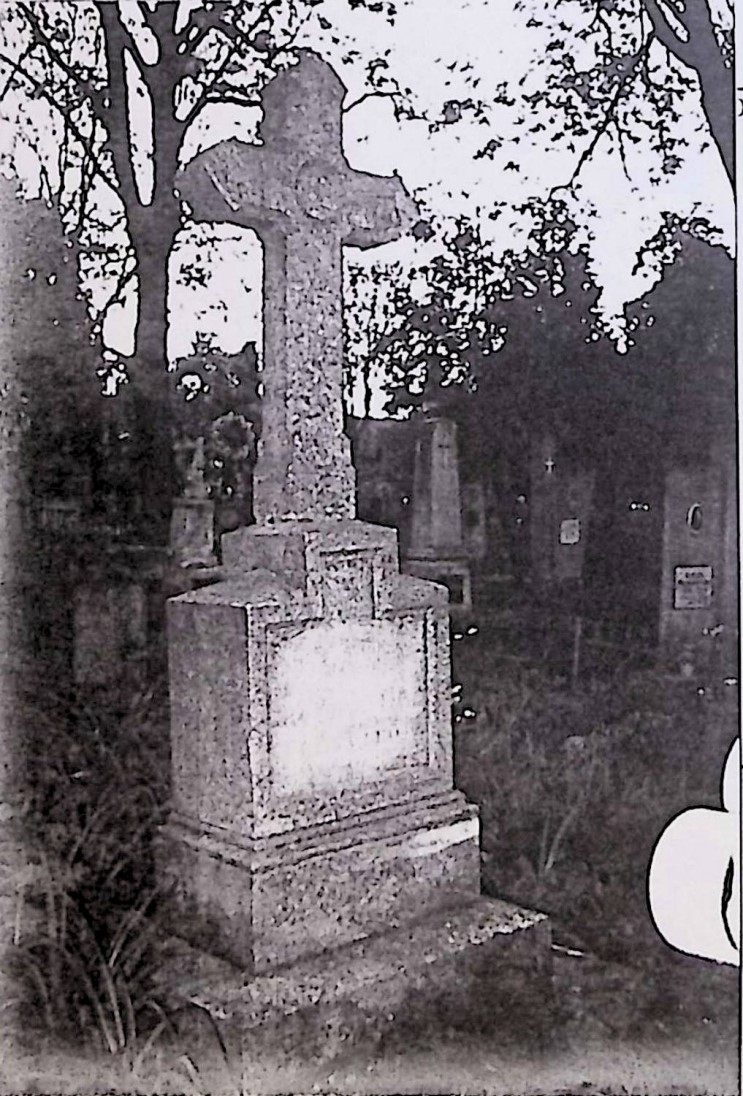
xmin=4 ymin=636 xmax=737 ymax=1087
xmin=8 ymin=686 xmax=175 ymax=1088
xmin=453 ymin=637 xmax=737 ymax=963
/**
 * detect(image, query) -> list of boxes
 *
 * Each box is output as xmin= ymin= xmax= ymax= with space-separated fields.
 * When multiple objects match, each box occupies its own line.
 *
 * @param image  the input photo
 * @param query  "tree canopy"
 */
xmin=0 ymin=0 xmax=733 ymax=410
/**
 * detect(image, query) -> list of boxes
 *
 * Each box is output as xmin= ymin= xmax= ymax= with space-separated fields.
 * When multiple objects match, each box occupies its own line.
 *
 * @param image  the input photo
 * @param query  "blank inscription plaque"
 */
xmin=268 ymin=618 xmax=427 ymax=796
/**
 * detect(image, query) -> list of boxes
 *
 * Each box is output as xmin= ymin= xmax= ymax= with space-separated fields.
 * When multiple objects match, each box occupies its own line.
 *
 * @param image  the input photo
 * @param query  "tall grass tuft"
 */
xmin=9 ymin=681 xmax=181 ymax=1076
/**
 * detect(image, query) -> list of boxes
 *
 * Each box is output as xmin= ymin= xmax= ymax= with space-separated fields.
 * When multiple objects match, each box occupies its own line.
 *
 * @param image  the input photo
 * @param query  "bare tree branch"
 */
xmin=343 ymin=88 xmax=400 ymax=114
xmin=177 ymin=0 xmax=287 ymax=134
xmin=17 ymin=3 xmax=102 ymax=100
xmin=0 ymin=45 xmax=119 ymax=202
xmin=0 ymin=41 xmax=34 ymax=100
xmin=550 ymin=38 xmax=651 ymax=197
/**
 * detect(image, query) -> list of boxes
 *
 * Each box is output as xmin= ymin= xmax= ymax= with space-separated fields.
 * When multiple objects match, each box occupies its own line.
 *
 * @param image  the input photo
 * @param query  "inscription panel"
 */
xmin=267 ymin=617 xmax=427 ymax=796
xmin=673 ymin=565 xmax=714 ymax=610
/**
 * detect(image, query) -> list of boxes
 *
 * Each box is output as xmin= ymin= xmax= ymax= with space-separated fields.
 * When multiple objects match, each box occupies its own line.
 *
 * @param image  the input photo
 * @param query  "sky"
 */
xmin=166 ymin=0 xmax=734 ymax=414
xmin=0 ymin=0 xmax=735 ymax=414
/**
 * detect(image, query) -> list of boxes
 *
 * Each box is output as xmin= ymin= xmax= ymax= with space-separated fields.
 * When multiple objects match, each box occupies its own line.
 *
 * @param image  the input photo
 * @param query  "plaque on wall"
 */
xmin=559 ymin=518 xmax=581 ymax=545
xmin=673 ymin=565 xmax=713 ymax=610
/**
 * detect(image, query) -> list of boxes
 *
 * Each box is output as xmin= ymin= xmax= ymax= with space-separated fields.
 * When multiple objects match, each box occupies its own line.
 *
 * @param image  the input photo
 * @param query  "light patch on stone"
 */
xmin=405 ymin=817 xmax=479 ymax=858
xmin=269 ymin=619 xmax=426 ymax=796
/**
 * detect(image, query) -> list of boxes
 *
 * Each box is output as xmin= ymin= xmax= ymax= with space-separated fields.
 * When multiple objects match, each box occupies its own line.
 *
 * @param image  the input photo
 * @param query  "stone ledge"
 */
xmin=155 ymin=896 xmax=549 ymax=1055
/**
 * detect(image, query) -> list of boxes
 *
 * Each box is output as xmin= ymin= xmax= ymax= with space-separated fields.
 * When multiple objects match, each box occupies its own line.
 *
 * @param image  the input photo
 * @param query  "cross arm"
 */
xmin=178 ymin=139 xmax=266 ymax=228
xmin=342 ymin=170 xmax=418 ymax=249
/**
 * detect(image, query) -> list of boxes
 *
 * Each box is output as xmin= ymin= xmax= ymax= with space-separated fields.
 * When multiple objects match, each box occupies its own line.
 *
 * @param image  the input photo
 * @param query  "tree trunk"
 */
xmin=96 ymin=2 xmax=193 ymax=542
xmin=643 ymin=0 xmax=734 ymax=184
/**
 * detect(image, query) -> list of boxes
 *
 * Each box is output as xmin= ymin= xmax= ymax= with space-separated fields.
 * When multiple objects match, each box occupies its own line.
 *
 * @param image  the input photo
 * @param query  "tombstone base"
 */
xmin=157 ymin=788 xmax=480 ymax=972
xmin=161 ymin=517 xmax=483 ymax=974
xmin=154 ymin=896 xmax=550 ymax=1063
xmin=403 ymin=556 xmax=472 ymax=611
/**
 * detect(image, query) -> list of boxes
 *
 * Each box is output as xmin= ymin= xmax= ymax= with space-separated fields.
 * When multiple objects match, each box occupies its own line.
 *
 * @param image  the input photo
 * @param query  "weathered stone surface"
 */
xmin=179 ymin=52 xmax=416 ymax=522
xmin=159 ymin=790 xmax=480 ymax=971
xmin=154 ymin=897 xmax=550 ymax=1059
xmin=158 ymin=518 xmax=472 ymax=969
xmin=405 ymin=412 xmax=471 ymax=609
xmin=167 ymin=521 xmax=451 ymax=826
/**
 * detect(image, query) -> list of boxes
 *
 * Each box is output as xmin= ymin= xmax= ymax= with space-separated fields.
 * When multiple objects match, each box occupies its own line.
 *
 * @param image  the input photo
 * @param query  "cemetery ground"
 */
xmin=1 ymin=607 xmax=738 ymax=1096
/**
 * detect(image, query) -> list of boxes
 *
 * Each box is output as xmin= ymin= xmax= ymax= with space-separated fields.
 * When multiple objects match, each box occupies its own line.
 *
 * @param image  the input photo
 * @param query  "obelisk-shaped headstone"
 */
xmin=404 ymin=394 xmax=472 ymax=609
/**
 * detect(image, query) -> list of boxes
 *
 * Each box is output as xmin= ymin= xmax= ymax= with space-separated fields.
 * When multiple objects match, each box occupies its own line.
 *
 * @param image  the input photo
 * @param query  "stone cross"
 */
xmin=178 ymin=52 xmax=417 ymax=522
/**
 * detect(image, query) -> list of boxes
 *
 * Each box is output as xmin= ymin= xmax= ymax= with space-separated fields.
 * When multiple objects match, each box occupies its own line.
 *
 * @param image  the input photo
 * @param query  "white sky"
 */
xmin=0 ymin=0 xmax=735 ymax=413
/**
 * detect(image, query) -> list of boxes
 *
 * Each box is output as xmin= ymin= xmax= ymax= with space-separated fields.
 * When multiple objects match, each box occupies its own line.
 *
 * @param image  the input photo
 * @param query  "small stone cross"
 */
xmin=544 ymin=457 xmax=556 ymax=475
xmin=179 ymin=52 xmax=417 ymax=522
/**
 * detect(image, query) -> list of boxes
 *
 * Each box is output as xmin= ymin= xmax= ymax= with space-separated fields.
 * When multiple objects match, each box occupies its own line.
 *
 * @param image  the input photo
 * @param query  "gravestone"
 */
xmin=461 ymin=480 xmax=488 ymax=565
xmin=659 ymin=440 xmax=737 ymax=673
xmin=169 ymin=436 xmax=218 ymax=568
xmin=158 ymin=53 xmax=545 ymax=1015
xmin=404 ymin=405 xmax=472 ymax=610
xmin=529 ymin=435 xmax=594 ymax=590
xmin=528 ymin=432 xmax=559 ymax=587
xmin=553 ymin=470 xmax=596 ymax=583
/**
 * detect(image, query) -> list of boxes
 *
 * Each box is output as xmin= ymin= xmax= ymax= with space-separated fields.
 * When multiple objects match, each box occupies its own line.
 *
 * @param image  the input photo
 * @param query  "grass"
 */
xmin=3 ymin=627 xmax=738 ymax=1091
xmin=4 ymin=681 xmax=258 ymax=1094
xmin=5 ymin=684 xmax=176 ymax=1081
xmin=452 ymin=627 xmax=738 ymax=1012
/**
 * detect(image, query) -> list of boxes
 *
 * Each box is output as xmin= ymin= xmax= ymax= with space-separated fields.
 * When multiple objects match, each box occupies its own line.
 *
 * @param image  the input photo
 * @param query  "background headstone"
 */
xmin=404 ymin=409 xmax=472 ymax=609
xmin=659 ymin=440 xmax=737 ymax=673
xmin=528 ymin=432 xmax=559 ymax=587
xmin=553 ymin=469 xmax=596 ymax=583
xmin=169 ymin=437 xmax=217 ymax=568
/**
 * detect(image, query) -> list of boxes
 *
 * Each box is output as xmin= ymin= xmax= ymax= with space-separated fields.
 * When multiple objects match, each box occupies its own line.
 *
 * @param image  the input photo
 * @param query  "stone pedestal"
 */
xmin=155 ymin=897 xmax=549 ymax=1064
xmin=404 ymin=414 xmax=471 ymax=610
xmin=158 ymin=519 xmax=482 ymax=971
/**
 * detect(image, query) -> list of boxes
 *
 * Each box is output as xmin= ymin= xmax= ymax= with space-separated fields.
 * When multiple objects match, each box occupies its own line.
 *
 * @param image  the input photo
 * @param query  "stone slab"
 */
xmin=157 ymin=789 xmax=480 ymax=971
xmin=154 ymin=896 xmax=550 ymax=1059
xmin=161 ymin=517 xmax=479 ymax=975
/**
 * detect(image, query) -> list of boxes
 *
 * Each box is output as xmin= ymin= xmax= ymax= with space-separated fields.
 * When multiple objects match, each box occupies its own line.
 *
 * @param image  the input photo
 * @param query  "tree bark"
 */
xmin=96 ymin=2 xmax=189 ymax=541
xmin=642 ymin=0 xmax=734 ymax=185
